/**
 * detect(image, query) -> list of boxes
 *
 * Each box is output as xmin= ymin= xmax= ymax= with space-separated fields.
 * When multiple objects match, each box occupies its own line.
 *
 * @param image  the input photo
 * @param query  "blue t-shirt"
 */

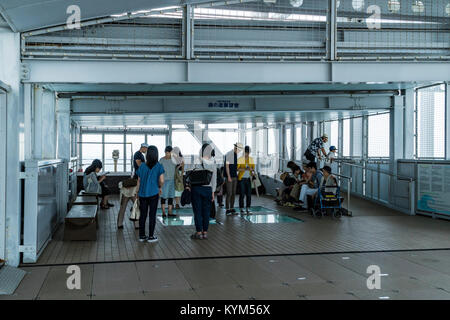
xmin=137 ymin=162 xmax=165 ymax=197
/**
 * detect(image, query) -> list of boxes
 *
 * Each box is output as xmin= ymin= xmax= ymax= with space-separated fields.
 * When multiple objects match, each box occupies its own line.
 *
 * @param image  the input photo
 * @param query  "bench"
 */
xmin=73 ymin=195 xmax=99 ymax=206
xmin=64 ymin=205 xmax=98 ymax=241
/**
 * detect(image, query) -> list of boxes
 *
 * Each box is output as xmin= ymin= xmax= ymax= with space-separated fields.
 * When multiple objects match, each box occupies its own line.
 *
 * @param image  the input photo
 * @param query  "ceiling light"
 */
xmin=352 ymin=0 xmax=365 ymax=11
xmin=290 ymin=0 xmax=303 ymax=8
xmin=388 ymin=0 xmax=401 ymax=13
xmin=412 ymin=0 xmax=425 ymax=13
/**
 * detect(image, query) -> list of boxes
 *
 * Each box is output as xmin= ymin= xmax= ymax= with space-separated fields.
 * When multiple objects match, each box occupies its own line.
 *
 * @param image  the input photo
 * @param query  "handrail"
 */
xmin=335 ymin=159 xmax=415 ymax=181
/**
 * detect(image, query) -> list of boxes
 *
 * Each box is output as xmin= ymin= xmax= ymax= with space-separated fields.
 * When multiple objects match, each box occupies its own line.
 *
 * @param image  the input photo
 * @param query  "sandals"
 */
xmin=190 ymin=233 xmax=203 ymax=240
xmin=100 ymin=204 xmax=110 ymax=209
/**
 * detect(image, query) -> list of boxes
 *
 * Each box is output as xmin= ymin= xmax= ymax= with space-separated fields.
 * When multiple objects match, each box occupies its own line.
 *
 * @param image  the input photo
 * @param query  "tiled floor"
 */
xmin=28 ymin=195 xmax=450 ymax=266
xmin=3 ymin=251 xmax=450 ymax=300
xmin=4 ymin=194 xmax=449 ymax=300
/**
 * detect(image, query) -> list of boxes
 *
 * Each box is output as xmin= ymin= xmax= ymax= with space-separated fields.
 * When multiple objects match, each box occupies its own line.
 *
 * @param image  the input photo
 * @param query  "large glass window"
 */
xmin=81 ymin=134 xmax=102 ymax=170
xmin=208 ymin=130 xmax=239 ymax=155
xmin=104 ymin=134 xmax=125 ymax=172
xmin=285 ymin=127 xmax=292 ymax=160
xmin=343 ymin=119 xmax=350 ymax=157
xmin=295 ymin=125 xmax=302 ymax=160
xmin=416 ymin=84 xmax=446 ymax=158
xmin=256 ymin=129 xmax=264 ymax=158
xmin=368 ymin=113 xmax=390 ymax=158
xmin=172 ymin=129 xmax=202 ymax=162
xmin=330 ymin=120 xmax=339 ymax=151
xmin=147 ymin=134 xmax=167 ymax=160
xmin=268 ymin=127 xmax=279 ymax=156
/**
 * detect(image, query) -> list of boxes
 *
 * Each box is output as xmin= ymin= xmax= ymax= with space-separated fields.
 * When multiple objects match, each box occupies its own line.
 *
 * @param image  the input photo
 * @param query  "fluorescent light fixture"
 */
xmin=352 ymin=0 xmax=365 ymax=12
xmin=290 ymin=0 xmax=303 ymax=8
xmin=388 ymin=0 xmax=401 ymax=13
xmin=412 ymin=1 xmax=425 ymax=13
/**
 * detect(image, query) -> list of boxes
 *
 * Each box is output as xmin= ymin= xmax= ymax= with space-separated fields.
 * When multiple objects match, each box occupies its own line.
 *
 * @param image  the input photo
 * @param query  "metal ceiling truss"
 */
xmin=19 ymin=0 xmax=450 ymax=62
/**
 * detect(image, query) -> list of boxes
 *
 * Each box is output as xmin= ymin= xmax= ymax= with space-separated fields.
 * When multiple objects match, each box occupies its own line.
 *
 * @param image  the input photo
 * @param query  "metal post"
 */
xmin=347 ymin=178 xmax=352 ymax=216
xmin=409 ymin=180 xmax=416 ymax=216
xmin=327 ymin=0 xmax=337 ymax=61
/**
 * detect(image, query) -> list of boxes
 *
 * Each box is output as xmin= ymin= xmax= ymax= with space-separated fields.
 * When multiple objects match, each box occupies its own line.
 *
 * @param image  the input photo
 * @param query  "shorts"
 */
xmin=175 ymin=190 xmax=183 ymax=198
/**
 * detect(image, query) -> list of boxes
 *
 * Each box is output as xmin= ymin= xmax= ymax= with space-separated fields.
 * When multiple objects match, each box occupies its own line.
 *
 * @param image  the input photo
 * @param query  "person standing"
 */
xmin=133 ymin=143 xmax=148 ymax=179
xmin=237 ymin=146 xmax=255 ymax=215
xmin=159 ymin=146 xmax=177 ymax=217
xmin=189 ymin=143 xmax=217 ymax=240
xmin=172 ymin=147 xmax=185 ymax=210
xmin=136 ymin=146 xmax=165 ymax=243
xmin=304 ymin=134 xmax=328 ymax=163
xmin=225 ymin=142 xmax=243 ymax=215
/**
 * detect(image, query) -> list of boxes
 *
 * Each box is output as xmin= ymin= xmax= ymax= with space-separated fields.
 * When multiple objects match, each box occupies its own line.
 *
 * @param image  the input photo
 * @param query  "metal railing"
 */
xmin=334 ymin=159 xmax=416 ymax=215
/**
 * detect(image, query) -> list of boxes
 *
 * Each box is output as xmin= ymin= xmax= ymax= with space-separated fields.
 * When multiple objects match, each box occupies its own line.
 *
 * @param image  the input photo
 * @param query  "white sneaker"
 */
xmin=147 ymin=236 xmax=158 ymax=243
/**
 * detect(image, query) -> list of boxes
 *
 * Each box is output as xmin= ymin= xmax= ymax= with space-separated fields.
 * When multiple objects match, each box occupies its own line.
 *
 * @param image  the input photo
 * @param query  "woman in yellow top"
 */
xmin=237 ymin=146 xmax=256 ymax=214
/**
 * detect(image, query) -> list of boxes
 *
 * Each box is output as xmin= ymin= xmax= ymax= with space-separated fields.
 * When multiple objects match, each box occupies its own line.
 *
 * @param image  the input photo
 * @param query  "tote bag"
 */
xmin=129 ymin=199 xmax=140 ymax=221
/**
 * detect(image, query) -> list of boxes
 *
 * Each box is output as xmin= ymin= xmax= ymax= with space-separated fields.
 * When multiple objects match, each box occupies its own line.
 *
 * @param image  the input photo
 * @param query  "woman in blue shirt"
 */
xmin=136 ymin=146 xmax=165 ymax=243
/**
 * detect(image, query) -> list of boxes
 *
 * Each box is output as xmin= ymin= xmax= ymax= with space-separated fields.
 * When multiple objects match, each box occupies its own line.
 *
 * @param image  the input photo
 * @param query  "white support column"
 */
xmin=56 ymin=98 xmax=70 ymax=220
xmin=56 ymin=99 xmax=71 ymax=160
xmin=0 ymin=29 xmax=22 ymax=266
xmin=0 ymin=88 xmax=7 ymax=262
xmin=446 ymin=82 xmax=450 ymax=160
xmin=390 ymin=96 xmax=405 ymax=207
xmin=404 ymin=89 xmax=415 ymax=159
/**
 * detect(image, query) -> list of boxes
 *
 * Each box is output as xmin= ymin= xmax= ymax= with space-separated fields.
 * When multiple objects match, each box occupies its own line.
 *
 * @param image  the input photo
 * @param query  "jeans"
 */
xmin=299 ymin=184 xmax=318 ymax=208
xmin=139 ymin=194 xmax=159 ymax=238
xmin=225 ymin=177 xmax=238 ymax=210
xmin=191 ymin=186 xmax=212 ymax=233
xmin=239 ymin=178 xmax=252 ymax=209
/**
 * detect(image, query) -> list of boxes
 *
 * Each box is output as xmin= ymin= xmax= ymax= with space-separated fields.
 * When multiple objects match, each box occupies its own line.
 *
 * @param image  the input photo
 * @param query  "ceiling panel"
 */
xmin=0 ymin=0 xmax=209 ymax=31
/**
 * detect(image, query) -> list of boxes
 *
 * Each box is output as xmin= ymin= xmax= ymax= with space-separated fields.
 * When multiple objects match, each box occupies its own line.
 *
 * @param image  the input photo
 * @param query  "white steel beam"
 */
xmin=24 ymin=60 xmax=450 ymax=84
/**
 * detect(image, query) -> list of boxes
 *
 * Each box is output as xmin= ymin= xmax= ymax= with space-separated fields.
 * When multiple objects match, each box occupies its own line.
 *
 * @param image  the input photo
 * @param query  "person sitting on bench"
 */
xmin=83 ymin=159 xmax=113 ymax=210
xmin=295 ymin=161 xmax=322 ymax=210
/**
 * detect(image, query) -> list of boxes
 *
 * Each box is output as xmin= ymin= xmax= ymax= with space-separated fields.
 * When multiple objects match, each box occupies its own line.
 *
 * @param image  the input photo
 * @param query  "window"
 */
xmin=295 ymin=125 xmax=302 ymax=160
xmin=285 ymin=127 xmax=292 ymax=160
xmin=416 ymin=84 xmax=446 ymax=158
xmin=104 ymin=134 xmax=125 ymax=172
xmin=208 ymin=130 xmax=239 ymax=155
xmin=256 ymin=129 xmax=264 ymax=158
xmin=368 ymin=113 xmax=390 ymax=158
xmin=81 ymin=134 xmax=102 ymax=170
xmin=268 ymin=128 xmax=279 ymax=156
xmin=343 ymin=119 xmax=350 ymax=157
xmin=330 ymin=120 xmax=339 ymax=151
xmin=207 ymin=123 xmax=238 ymax=129
xmin=172 ymin=130 xmax=202 ymax=160
xmin=245 ymin=128 xmax=253 ymax=152
xmin=147 ymin=134 xmax=167 ymax=160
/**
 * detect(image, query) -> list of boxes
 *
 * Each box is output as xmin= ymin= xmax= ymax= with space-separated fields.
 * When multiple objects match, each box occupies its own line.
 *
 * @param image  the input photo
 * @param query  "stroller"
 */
xmin=309 ymin=185 xmax=343 ymax=219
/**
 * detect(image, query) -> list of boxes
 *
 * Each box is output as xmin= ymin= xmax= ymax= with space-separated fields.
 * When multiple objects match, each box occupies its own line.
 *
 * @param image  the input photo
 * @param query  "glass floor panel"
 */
xmin=156 ymin=206 xmax=274 ymax=215
xmin=157 ymin=216 xmax=220 ymax=226
xmin=242 ymin=214 xmax=303 ymax=224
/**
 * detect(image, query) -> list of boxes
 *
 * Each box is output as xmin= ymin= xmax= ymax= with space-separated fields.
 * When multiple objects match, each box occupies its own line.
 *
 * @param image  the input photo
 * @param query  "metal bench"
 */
xmin=64 ymin=205 xmax=98 ymax=241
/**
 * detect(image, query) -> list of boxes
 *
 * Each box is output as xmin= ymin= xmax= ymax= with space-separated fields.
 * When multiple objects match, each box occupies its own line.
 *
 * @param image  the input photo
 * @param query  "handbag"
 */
xmin=122 ymin=178 xmax=138 ymax=188
xmin=129 ymin=199 xmax=140 ymax=221
xmin=185 ymin=163 xmax=212 ymax=186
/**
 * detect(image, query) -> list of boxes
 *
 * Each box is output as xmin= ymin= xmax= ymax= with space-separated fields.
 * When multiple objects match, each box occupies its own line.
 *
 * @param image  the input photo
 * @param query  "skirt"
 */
xmin=161 ymin=179 xmax=175 ymax=199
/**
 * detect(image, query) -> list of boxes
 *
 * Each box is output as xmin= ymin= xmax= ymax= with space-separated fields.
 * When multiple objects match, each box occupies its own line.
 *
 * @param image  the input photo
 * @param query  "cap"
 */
xmin=322 ymin=133 xmax=328 ymax=139
xmin=141 ymin=143 xmax=149 ymax=148
xmin=234 ymin=142 xmax=244 ymax=150
xmin=320 ymin=165 xmax=332 ymax=174
xmin=329 ymin=146 xmax=337 ymax=151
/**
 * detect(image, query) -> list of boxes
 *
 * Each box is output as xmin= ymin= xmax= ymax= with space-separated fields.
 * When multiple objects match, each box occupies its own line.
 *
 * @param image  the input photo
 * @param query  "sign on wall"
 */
xmin=417 ymin=163 xmax=450 ymax=217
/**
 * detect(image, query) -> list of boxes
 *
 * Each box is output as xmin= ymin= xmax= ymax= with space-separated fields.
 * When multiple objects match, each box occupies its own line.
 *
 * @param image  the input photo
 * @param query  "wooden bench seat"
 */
xmin=64 ymin=205 xmax=98 ymax=241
